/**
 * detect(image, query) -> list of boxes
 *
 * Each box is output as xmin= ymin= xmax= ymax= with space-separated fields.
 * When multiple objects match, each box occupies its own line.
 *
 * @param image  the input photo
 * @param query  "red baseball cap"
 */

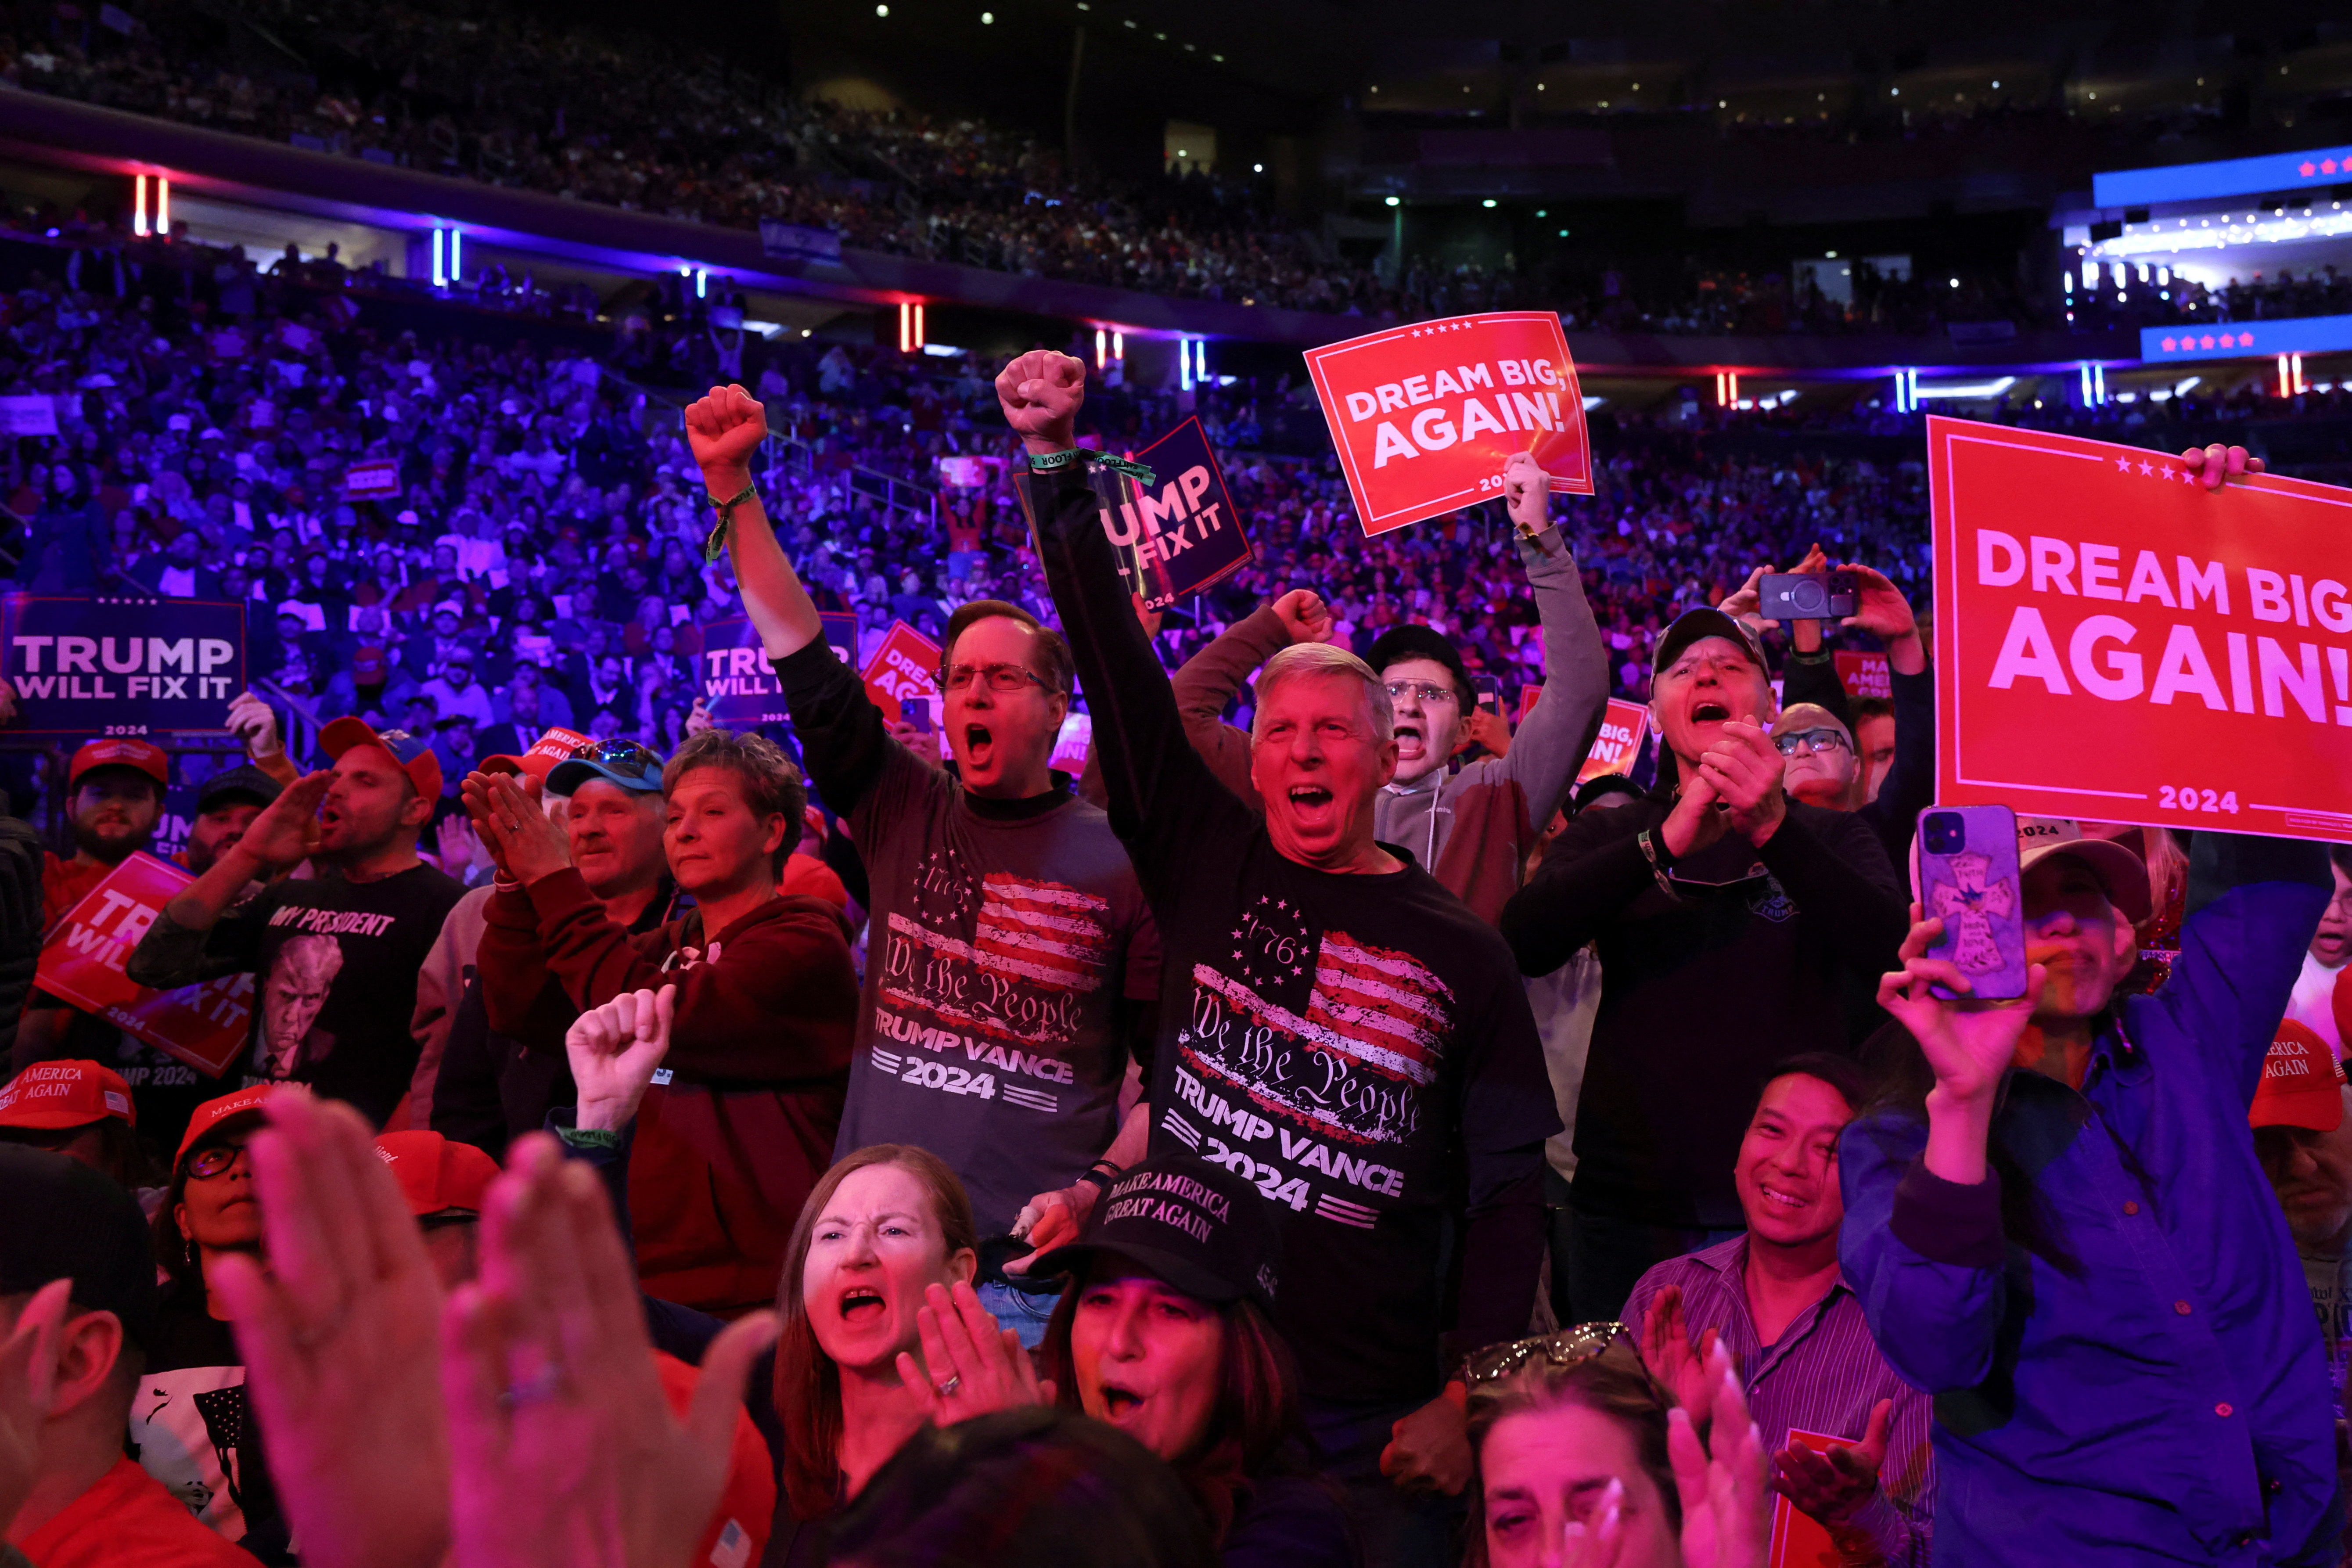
xmin=68 ymin=737 xmax=169 ymax=789
xmin=176 ymin=1083 xmax=285 ymax=1167
xmin=654 ymin=1352 xmax=776 ymax=1568
xmin=373 ymin=1130 xmax=500 ymax=1219
xmin=482 ymin=726 xmax=594 ymax=786
xmin=2251 ymin=1021 xmax=2345 ymax=1132
xmin=320 ymin=716 xmax=444 ymax=802
xmin=0 ymin=1060 xmax=135 ymax=1129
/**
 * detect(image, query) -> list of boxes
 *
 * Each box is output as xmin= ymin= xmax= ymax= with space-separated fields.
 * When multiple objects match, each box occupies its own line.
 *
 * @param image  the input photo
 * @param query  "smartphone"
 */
xmin=1914 ymin=805 xmax=2028 ymax=1000
xmin=1759 ymin=570 xmax=1859 ymax=622
xmin=900 ymin=696 xmax=933 ymax=734
xmin=1474 ymin=676 xmax=1503 ymax=714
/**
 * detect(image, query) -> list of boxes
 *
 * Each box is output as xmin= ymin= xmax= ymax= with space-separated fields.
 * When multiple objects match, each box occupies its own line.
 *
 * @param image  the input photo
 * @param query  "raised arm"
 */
xmin=687 ymin=383 xmax=822 ymax=662
xmin=1001 ymin=352 xmax=1253 ymax=890
xmin=2164 ymin=831 xmax=2333 ymax=1104
xmin=1472 ymin=452 xmax=1608 ymax=832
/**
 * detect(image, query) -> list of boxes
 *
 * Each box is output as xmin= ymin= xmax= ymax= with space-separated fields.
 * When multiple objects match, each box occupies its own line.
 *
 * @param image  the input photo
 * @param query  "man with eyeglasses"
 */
xmin=1770 ymin=705 xmax=1860 ymax=811
xmin=1501 ymin=608 xmax=1905 ymax=1322
xmin=999 ymin=349 xmax=1557 ymax=1568
xmin=682 ymin=382 xmax=1159 ymax=1345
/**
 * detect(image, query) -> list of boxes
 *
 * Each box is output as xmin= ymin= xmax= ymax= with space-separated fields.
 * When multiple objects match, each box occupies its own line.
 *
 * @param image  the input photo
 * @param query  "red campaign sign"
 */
xmin=1834 ymin=650 xmax=1891 ymax=701
xmin=1766 ymin=1430 xmax=1845 ymax=1568
xmin=1305 ymin=311 xmax=1593 ymax=537
xmin=862 ymin=621 xmax=942 ymax=718
xmin=344 ymin=457 xmax=402 ymax=499
xmin=1930 ymin=415 xmax=2352 ymax=843
xmin=1579 ymin=698 xmax=1651 ymax=784
xmin=34 ymin=853 xmax=253 ymax=1078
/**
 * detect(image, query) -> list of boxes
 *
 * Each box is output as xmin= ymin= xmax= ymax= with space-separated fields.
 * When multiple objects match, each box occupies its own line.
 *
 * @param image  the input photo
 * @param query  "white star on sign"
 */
xmin=2115 ymin=456 xmax=2133 ymax=472
xmin=2138 ymin=461 xmax=2154 ymax=475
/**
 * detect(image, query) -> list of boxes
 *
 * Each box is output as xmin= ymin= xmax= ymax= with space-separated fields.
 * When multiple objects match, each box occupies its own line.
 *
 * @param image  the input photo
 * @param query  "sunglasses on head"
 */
xmin=566 ymin=739 xmax=662 ymax=780
xmin=1460 ymin=1321 xmax=1636 ymax=1388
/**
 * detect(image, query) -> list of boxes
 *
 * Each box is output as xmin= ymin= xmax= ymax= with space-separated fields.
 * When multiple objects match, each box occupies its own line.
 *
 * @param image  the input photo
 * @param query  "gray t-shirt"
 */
xmin=779 ymin=640 xmax=1159 ymax=1236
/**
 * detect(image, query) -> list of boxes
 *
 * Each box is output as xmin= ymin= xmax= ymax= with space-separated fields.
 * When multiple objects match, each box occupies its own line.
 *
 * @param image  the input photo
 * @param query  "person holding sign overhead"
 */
xmin=681 ymin=381 xmax=1160 ymax=1349
xmin=1005 ymin=348 xmax=1557 ymax=1568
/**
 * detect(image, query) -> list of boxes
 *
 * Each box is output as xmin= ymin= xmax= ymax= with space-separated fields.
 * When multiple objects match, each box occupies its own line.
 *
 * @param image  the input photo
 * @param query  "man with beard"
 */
xmin=181 ymin=765 xmax=283 ymax=878
xmin=12 ymin=739 xmax=229 ymax=1160
xmin=127 ymin=719 xmax=466 ymax=1127
xmin=40 ymin=738 xmax=170 ymax=928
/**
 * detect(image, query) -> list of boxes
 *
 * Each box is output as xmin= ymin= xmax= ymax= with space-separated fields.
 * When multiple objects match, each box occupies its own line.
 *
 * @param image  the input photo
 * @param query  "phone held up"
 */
xmin=1759 ymin=570 xmax=1858 ymax=622
xmin=1914 ymin=804 xmax=2028 ymax=1001
xmin=901 ymin=696 xmax=934 ymax=734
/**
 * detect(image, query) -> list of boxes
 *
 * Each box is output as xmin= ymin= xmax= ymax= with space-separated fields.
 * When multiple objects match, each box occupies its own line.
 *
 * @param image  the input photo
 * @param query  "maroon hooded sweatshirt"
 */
xmin=479 ymin=868 xmax=857 ymax=1316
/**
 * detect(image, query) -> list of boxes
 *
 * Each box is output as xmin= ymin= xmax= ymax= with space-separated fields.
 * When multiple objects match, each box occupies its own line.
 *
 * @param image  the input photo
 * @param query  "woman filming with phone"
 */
xmin=1841 ymin=801 xmax=2341 ymax=1562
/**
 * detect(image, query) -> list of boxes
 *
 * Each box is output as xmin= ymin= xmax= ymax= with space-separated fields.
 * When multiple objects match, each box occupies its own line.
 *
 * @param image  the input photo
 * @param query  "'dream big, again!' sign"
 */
xmin=1305 ymin=312 xmax=1593 ymax=536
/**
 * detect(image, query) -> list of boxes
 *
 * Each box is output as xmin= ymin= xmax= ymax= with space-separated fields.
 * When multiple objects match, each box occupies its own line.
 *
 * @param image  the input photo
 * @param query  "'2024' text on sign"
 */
xmin=1305 ymin=312 xmax=1594 ymax=536
xmin=1928 ymin=416 xmax=2352 ymax=843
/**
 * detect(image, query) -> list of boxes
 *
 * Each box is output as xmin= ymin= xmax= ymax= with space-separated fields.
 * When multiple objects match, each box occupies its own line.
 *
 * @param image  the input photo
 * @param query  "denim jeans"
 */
xmin=1560 ymin=1209 xmax=1748 ymax=1324
xmin=1300 ymin=1393 xmax=1460 ymax=1568
xmin=974 ymin=1278 xmax=1061 ymax=1350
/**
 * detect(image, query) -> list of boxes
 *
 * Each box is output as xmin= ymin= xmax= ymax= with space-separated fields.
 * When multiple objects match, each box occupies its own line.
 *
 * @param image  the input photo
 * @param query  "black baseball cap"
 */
xmin=0 ymin=1144 xmax=159 ymax=1349
xmin=1031 ymin=1152 xmax=1282 ymax=1312
xmin=1653 ymin=607 xmax=1768 ymax=677
xmin=1366 ymin=625 xmax=1474 ymax=708
xmin=197 ymin=763 xmax=284 ymax=813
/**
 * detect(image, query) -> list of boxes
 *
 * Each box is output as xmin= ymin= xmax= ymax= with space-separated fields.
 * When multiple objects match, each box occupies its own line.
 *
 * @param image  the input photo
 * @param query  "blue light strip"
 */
xmin=2141 ymin=314 xmax=2352 ymax=362
xmin=2093 ymin=145 xmax=2352 ymax=209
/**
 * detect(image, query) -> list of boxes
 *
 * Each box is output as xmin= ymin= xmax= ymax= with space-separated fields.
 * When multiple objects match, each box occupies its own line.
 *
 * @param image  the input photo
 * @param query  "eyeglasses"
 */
xmin=1381 ymin=680 xmax=1460 ymax=706
xmin=941 ymin=663 xmax=1051 ymax=694
xmin=566 ymin=739 xmax=662 ymax=780
xmin=185 ymin=1142 xmax=254 ymax=1181
xmin=1461 ymin=1321 xmax=1633 ymax=1388
xmin=1772 ymin=728 xmax=1851 ymax=756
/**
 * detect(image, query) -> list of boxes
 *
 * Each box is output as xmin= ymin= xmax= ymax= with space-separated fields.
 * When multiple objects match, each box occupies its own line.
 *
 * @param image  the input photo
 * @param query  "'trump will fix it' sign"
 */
xmin=1305 ymin=312 xmax=1593 ymax=536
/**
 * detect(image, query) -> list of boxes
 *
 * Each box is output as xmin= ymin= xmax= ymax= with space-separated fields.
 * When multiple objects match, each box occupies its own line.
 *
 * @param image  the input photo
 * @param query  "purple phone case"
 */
xmin=1917 ymin=805 xmax=2029 ymax=1001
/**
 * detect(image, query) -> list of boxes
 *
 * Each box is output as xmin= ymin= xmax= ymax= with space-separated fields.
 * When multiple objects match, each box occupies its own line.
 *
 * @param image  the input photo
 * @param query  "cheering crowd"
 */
xmin=0 ymin=307 xmax=2345 ymax=1568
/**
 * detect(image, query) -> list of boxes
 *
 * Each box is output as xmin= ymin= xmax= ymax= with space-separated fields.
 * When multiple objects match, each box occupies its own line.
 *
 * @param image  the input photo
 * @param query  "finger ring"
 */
xmin=935 ymin=1374 xmax=962 ymax=1398
xmin=500 ymin=1366 xmax=568 ymax=1409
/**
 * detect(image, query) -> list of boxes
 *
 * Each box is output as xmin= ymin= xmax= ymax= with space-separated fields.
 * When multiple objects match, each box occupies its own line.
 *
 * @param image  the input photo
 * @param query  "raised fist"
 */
xmin=994 ymin=351 xmax=1086 ymax=453
xmin=1502 ymin=451 xmax=1551 ymax=537
xmin=1272 ymin=588 xmax=1338 ymax=646
xmin=683 ymin=384 xmax=767 ymax=488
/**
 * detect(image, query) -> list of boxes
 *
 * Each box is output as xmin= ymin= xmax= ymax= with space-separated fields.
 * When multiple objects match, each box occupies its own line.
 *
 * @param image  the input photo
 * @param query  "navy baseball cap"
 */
xmin=547 ymin=738 xmax=665 ymax=797
xmin=197 ymin=763 xmax=284 ymax=813
xmin=1654 ymin=607 xmax=1768 ymax=676
xmin=1032 ymin=1152 xmax=1282 ymax=1312
xmin=0 ymin=1145 xmax=160 ymax=1349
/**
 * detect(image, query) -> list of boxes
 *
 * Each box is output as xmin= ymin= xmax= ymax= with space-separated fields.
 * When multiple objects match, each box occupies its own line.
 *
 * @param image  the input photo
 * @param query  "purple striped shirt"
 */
xmin=1627 ymin=1235 xmax=1934 ymax=1567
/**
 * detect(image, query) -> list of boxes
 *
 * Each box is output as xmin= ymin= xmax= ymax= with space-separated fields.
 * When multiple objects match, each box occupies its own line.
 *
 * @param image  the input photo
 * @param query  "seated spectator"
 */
xmin=0 ymin=1145 xmax=257 ymax=1567
xmin=1843 ymin=818 xmax=2338 ymax=1561
xmin=1031 ymin=1151 xmax=1359 ymax=1566
xmin=1501 ymin=607 xmax=1905 ymax=1320
xmin=2250 ymin=1023 xmax=2352 ymax=1428
xmin=1626 ymin=1054 xmax=1932 ymax=1563
xmin=1462 ymin=1322 xmax=1767 ymax=1567
xmin=127 ymin=722 xmax=468 ymax=1128
xmin=2285 ymin=847 xmax=2351 ymax=1051
xmin=467 ymin=730 xmax=858 ymax=1315
xmin=0 ymin=1058 xmax=159 ymax=1205
xmin=137 ymin=1085 xmax=288 ymax=1559
xmin=1003 ymin=351 xmax=1558 ymax=1563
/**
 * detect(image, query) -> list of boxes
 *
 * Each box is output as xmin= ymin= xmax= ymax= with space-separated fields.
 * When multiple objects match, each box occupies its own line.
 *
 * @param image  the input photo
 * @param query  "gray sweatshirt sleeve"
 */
xmin=1463 ymin=527 xmax=1609 ymax=830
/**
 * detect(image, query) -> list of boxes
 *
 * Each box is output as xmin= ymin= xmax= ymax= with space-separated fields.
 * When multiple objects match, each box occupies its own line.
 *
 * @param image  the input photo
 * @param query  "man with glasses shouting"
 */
xmin=682 ymin=382 xmax=1159 ymax=1347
